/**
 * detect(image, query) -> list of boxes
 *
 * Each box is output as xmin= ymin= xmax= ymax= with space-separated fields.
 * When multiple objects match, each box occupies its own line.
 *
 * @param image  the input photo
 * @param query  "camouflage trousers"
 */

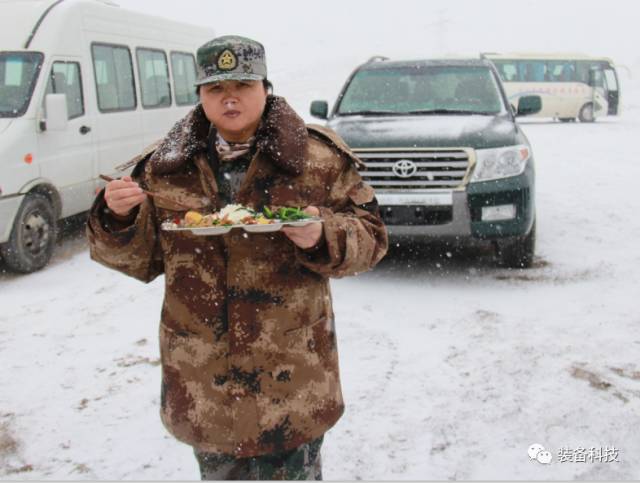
xmin=194 ymin=436 xmax=323 ymax=480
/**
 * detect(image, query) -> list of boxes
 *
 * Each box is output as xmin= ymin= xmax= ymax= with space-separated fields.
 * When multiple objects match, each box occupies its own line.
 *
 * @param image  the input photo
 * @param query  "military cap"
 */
xmin=195 ymin=35 xmax=267 ymax=86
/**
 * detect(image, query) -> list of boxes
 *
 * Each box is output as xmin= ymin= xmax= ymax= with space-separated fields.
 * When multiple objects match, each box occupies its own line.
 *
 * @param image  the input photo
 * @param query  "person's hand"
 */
xmin=104 ymin=176 xmax=147 ymax=216
xmin=282 ymin=206 xmax=323 ymax=249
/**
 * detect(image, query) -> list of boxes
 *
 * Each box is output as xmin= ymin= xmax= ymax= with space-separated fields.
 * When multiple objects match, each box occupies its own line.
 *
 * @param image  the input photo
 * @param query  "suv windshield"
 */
xmin=0 ymin=52 xmax=43 ymax=118
xmin=337 ymin=65 xmax=506 ymax=116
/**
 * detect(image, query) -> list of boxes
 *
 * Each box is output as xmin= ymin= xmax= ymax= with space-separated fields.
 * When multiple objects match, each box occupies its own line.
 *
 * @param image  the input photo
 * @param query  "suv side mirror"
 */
xmin=516 ymin=95 xmax=542 ymax=116
xmin=44 ymin=93 xmax=68 ymax=131
xmin=310 ymin=100 xmax=328 ymax=119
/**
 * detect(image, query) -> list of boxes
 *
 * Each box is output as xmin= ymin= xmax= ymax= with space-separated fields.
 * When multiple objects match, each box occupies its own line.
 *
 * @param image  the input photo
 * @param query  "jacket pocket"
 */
xmin=280 ymin=280 xmax=329 ymax=335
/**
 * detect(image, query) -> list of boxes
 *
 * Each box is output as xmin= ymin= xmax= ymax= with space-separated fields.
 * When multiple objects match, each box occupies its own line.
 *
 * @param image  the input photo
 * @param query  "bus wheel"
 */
xmin=559 ymin=117 xmax=575 ymax=122
xmin=579 ymin=103 xmax=595 ymax=122
xmin=495 ymin=220 xmax=536 ymax=269
xmin=0 ymin=194 xmax=57 ymax=273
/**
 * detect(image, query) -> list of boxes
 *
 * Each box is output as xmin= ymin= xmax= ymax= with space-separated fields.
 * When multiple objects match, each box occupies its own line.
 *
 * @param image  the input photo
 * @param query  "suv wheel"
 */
xmin=579 ymin=103 xmax=595 ymax=122
xmin=0 ymin=194 xmax=57 ymax=273
xmin=495 ymin=220 xmax=536 ymax=269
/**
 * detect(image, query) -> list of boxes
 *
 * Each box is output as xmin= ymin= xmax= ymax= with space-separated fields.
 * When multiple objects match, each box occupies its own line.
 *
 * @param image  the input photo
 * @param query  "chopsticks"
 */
xmin=99 ymin=174 xmax=194 ymax=210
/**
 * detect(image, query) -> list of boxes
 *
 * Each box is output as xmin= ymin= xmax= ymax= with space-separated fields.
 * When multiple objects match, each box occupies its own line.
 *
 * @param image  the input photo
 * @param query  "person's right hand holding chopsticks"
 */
xmin=104 ymin=175 xmax=147 ymax=217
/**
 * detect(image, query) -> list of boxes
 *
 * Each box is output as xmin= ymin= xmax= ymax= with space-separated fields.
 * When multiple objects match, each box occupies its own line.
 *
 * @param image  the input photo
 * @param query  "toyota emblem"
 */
xmin=392 ymin=160 xmax=417 ymax=178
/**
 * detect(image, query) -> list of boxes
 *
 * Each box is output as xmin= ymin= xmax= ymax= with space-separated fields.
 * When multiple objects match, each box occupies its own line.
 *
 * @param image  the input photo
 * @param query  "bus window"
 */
xmin=604 ymin=69 xmax=618 ymax=91
xmin=576 ymin=61 xmax=606 ymax=85
xmin=547 ymin=60 xmax=575 ymax=82
xmin=136 ymin=48 xmax=171 ymax=108
xmin=590 ymin=69 xmax=605 ymax=88
xmin=519 ymin=61 xmax=546 ymax=82
xmin=493 ymin=60 xmax=518 ymax=82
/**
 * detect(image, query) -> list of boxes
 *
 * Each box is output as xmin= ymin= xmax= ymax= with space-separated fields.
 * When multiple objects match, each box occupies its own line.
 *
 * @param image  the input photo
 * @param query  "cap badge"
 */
xmin=217 ymin=49 xmax=237 ymax=71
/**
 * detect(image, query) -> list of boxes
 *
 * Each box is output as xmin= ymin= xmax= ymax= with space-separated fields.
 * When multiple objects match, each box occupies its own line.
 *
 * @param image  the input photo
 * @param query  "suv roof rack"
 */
xmin=366 ymin=55 xmax=389 ymax=63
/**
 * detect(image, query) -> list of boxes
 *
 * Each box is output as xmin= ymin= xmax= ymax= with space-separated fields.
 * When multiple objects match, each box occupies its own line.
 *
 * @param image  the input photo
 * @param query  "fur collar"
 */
xmin=149 ymin=96 xmax=307 ymax=176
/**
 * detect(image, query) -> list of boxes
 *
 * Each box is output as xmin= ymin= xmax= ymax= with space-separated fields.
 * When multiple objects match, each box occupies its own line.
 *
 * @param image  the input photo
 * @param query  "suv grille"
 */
xmin=354 ymin=149 xmax=472 ymax=190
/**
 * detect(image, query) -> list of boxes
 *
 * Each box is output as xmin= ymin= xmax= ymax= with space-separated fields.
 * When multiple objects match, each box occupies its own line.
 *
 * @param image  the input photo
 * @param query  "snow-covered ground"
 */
xmin=3 ymin=100 xmax=640 ymax=481
xmin=3 ymin=0 xmax=640 ymax=480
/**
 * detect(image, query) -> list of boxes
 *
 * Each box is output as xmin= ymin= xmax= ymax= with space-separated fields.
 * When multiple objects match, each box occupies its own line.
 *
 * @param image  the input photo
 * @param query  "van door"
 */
xmin=37 ymin=59 xmax=96 ymax=218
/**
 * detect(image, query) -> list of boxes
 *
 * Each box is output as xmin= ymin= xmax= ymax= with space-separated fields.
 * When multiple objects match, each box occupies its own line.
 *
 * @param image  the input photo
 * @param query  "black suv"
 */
xmin=311 ymin=58 xmax=541 ymax=268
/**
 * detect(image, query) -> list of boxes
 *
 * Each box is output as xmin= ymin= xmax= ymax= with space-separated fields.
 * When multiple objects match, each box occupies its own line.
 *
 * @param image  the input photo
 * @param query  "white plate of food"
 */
xmin=161 ymin=224 xmax=233 ymax=235
xmin=160 ymin=204 xmax=322 ymax=236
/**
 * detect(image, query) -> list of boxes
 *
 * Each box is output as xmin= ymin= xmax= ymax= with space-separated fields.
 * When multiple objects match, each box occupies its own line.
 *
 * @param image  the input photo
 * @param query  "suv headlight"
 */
xmin=470 ymin=145 xmax=531 ymax=182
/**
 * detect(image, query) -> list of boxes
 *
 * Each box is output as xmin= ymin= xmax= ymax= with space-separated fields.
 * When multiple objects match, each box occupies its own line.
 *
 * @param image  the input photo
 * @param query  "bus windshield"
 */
xmin=0 ymin=52 xmax=43 ymax=118
xmin=337 ymin=65 xmax=506 ymax=116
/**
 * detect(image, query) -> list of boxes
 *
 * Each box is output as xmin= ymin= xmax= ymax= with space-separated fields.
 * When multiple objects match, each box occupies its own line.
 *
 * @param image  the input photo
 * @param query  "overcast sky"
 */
xmin=115 ymin=0 xmax=638 ymax=63
xmin=115 ymin=0 xmax=639 ymax=115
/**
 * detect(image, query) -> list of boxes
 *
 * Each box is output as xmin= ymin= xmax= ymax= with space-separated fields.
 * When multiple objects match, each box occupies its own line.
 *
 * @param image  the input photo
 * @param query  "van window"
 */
xmin=170 ymin=52 xmax=198 ymax=106
xmin=91 ymin=43 xmax=136 ymax=112
xmin=0 ymin=52 xmax=43 ymax=118
xmin=44 ymin=61 xmax=84 ymax=119
xmin=136 ymin=48 xmax=171 ymax=108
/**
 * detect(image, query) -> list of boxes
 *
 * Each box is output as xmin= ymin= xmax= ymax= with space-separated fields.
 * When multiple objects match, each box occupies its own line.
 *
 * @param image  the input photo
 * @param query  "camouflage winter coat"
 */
xmin=87 ymin=96 xmax=388 ymax=457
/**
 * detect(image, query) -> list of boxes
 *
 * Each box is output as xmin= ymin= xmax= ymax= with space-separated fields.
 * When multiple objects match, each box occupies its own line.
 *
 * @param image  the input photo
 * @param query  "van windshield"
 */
xmin=337 ymin=65 xmax=506 ymax=116
xmin=0 ymin=52 xmax=43 ymax=118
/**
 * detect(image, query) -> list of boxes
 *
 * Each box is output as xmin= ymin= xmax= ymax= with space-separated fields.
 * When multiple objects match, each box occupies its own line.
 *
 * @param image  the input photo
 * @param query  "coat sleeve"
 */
xmin=295 ymin=149 xmax=388 ymax=278
xmin=86 ymin=157 xmax=164 ymax=283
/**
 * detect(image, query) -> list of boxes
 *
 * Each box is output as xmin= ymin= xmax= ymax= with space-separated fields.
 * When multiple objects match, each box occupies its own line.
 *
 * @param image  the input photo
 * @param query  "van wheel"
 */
xmin=496 ymin=221 xmax=536 ymax=269
xmin=579 ymin=103 xmax=595 ymax=122
xmin=0 ymin=194 xmax=57 ymax=273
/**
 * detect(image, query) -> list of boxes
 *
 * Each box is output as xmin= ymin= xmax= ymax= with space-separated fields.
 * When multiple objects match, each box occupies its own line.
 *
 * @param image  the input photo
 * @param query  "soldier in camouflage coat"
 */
xmin=87 ymin=35 xmax=387 ymax=480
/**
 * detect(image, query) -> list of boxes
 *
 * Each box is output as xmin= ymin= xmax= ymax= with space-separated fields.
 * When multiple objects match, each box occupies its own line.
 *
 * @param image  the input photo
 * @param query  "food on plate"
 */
xmin=262 ymin=206 xmax=313 ymax=222
xmin=218 ymin=204 xmax=255 ymax=224
xmin=165 ymin=204 xmax=315 ymax=229
xmin=184 ymin=211 xmax=203 ymax=225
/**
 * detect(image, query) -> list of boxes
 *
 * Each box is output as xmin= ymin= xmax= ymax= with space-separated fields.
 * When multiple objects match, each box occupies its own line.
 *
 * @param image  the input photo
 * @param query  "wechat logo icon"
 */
xmin=528 ymin=443 xmax=553 ymax=465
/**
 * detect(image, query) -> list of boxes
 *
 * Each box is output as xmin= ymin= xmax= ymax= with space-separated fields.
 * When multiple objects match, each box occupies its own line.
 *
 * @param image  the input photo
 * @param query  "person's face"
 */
xmin=199 ymin=80 xmax=268 ymax=142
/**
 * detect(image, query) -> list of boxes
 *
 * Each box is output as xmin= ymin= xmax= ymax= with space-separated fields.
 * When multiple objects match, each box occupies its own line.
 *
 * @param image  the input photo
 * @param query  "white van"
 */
xmin=0 ymin=0 xmax=214 ymax=272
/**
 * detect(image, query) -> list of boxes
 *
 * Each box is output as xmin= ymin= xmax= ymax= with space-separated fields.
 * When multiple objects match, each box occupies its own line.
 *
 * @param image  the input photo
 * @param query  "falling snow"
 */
xmin=2 ymin=0 xmax=640 ymax=479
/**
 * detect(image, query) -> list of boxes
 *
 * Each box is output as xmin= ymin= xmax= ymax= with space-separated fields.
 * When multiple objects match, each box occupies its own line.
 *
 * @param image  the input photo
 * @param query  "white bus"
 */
xmin=0 ymin=0 xmax=214 ymax=272
xmin=481 ymin=53 xmax=620 ymax=123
